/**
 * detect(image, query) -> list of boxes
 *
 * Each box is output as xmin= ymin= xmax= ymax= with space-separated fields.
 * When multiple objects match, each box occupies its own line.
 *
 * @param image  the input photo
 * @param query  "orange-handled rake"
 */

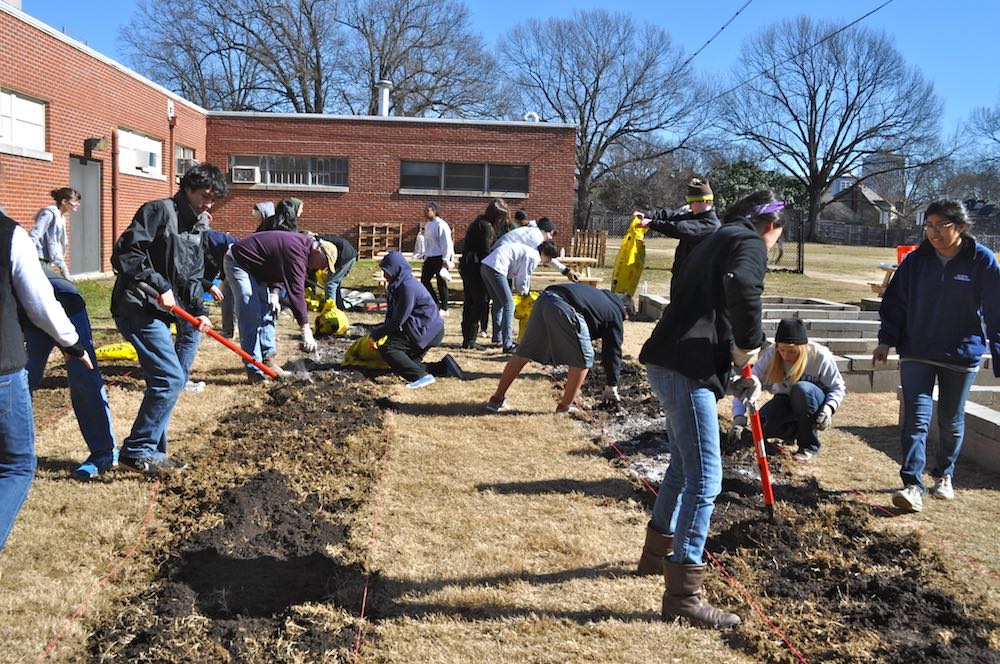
xmin=743 ymin=363 xmax=776 ymax=521
xmin=137 ymin=282 xmax=278 ymax=379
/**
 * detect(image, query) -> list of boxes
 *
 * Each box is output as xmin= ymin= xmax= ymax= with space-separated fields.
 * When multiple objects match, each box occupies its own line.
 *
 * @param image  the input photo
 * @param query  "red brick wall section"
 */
xmin=0 ymin=9 xmax=207 ymax=272
xmin=205 ymin=115 xmax=577 ymax=252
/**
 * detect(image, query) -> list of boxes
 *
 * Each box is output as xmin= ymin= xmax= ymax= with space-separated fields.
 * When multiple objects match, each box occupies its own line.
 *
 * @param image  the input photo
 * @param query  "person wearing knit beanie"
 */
xmin=686 ymin=178 xmax=714 ymax=204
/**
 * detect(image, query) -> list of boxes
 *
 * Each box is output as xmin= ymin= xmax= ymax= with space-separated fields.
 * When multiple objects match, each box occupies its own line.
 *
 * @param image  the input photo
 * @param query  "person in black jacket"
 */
xmin=634 ymin=177 xmax=721 ymax=298
xmin=110 ymin=164 xmax=228 ymax=476
xmin=486 ymin=283 xmax=631 ymax=413
xmin=316 ymin=233 xmax=358 ymax=310
xmin=459 ymin=199 xmax=504 ymax=349
xmin=635 ymin=189 xmax=785 ymax=629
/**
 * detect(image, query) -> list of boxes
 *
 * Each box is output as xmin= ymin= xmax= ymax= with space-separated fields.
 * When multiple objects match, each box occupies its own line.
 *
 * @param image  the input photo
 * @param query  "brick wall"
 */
xmin=206 ymin=114 xmax=577 ymax=252
xmin=0 ymin=6 xmax=206 ymax=272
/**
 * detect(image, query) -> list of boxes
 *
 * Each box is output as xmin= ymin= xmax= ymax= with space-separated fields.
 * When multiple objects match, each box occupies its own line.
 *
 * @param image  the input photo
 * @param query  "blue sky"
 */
xmin=23 ymin=0 xmax=999 ymax=133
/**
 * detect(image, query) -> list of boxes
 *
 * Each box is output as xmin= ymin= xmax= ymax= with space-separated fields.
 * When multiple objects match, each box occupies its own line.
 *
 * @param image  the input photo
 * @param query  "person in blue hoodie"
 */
xmin=875 ymin=199 xmax=1000 ymax=513
xmin=370 ymin=251 xmax=462 ymax=388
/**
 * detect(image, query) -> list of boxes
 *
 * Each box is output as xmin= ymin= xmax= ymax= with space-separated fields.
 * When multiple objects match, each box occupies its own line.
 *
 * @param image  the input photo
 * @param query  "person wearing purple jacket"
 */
xmin=225 ymin=230 xmax=335 ymax=382
xmin=370 ymin=251 xmax=462 ymax=388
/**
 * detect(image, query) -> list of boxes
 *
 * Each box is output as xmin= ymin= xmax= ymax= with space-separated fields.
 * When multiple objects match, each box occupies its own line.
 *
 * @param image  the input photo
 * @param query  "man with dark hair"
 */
xmin=419 ymin=202 xmax=454 ymax=315
xmin=110 ymin=164 xmax=228 ymax=475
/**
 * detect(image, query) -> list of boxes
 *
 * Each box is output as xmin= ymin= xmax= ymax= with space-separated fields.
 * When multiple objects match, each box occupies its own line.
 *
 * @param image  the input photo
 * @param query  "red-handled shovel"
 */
xmin=742 ymin=363 xmax=776 ymax=521
xmin=137 ymin=282 xmax=278 ymax=379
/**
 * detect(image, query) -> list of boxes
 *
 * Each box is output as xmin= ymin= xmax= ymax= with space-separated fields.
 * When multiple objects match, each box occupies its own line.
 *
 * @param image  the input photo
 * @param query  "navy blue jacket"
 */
xmin=372 ymin=251 xmax=444 ymax=348
xmin=878 ymin=236 xmax=1000 ymax=373
xmin=202 ymin=229 xmax=238 ymax=289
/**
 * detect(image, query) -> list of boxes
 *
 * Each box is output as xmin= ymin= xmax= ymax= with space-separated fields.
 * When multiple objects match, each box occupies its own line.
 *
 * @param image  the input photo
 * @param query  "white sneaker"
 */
xmin=891 ymin=485 xmax=923 ymax=513
xmin=930 ymin=475 xmax=954 ymax=500
xmin=183 ymin=380 xmax=206 ymax=393
xmin=439 ymin=309 xmax=450 ymax=317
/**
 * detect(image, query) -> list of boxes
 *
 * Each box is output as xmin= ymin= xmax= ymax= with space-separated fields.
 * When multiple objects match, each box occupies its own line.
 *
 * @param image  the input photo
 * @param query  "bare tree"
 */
xmin=719 ymin=16 xmax=944 ymax=240
xmin=971 ymin=97 xmax=1000 ymax=164
xmin=501 ymin=10 xmax=704 ymax=227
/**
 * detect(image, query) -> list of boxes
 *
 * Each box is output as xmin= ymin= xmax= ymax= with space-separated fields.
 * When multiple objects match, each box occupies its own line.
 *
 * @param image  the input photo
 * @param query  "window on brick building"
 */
xmin=175 ymin=145 xmax=197 ymax=183
xmin=0 ymin=89 xmax=48 ymax=158
xmin=229 ymin=155 xmax=348 ymax=188
xmin=400 ymin=161 xmax=529 ymax=195
xmin=119 ymin=128 xmax=163 ymax=178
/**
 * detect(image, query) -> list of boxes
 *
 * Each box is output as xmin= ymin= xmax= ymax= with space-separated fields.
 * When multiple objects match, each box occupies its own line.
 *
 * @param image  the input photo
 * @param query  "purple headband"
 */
xmin=750 ymin=201 xmax=786 ymax=217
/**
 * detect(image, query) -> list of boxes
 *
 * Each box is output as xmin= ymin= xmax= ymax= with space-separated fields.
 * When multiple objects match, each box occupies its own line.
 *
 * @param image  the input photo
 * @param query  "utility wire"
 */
xmin=680 ymin=0 xmax=754 ymax=70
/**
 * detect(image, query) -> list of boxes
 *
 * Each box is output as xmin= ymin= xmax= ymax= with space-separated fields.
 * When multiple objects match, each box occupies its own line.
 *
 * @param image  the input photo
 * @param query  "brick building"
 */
xmin=0 ymin=3 xmax=576 ymax=275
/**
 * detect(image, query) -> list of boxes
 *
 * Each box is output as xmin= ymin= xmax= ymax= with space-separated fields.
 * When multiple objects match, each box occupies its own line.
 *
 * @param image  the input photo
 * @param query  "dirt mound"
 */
xmin=90 ymin=338 xmax=384 ymax=663
xmin=582 ymin=360 xmax=1000 ymax=664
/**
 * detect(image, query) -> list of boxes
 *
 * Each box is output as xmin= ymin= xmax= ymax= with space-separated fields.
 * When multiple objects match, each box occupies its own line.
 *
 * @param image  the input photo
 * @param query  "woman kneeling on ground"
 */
xmin=370 ymin=251 xmax=463 ymax=388
xmin=729 ymin=317 xmax=846 ymax=462
xmin=874 ymin=199 xmax=1000 ymax=513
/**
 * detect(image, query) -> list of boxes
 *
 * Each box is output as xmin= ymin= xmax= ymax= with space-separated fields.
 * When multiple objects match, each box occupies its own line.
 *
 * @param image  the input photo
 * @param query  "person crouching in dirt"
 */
xmin=224 ymin=231 xmax=334 ymax=382
xmin=729 ymin=317 xmax=846 ymax=462
xmin=370 ymin=251 xmax=463 ymax=389
xmin=635 ymin=189 xmax=785 ymax=629
xmin=110 ymin=164 xmax=227 ymax=476
xmin=485 ymin=283 xmax=631 ymax=413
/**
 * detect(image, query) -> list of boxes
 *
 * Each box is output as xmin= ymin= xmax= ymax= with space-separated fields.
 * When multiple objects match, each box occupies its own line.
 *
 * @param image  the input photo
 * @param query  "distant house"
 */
xmin=822 ymin=179 xmax=898 ymax=226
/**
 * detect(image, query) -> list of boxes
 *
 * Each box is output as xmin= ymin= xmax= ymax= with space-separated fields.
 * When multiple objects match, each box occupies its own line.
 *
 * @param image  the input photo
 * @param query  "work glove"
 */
xmin=602 ymin=385 xmax=621 ymax=403
xmin=562 ymin=267 xmax=581 ymax=283
xmin=268 ymin=290 xmax=281 ymax=318
xmin=300 ymin=325 xmax=317 ymax=353
xmin=727 ymin=415 xmax=751 ymax=447
xmin=727 ymin=374 xmax=762 ymax=406
xmin=814 ymin=404 xmax=834 ymax=431
xmin=730 ymin=343 xmax=759 ymax=370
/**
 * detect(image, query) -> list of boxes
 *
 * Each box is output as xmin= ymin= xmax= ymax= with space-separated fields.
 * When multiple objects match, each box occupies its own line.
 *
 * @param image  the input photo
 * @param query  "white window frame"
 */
xmin=228 ymin=155 xmax=349 ymax=192
xmin=118 ymin=128 xmax=165 ymax=180
xmin=0 ymin=88 xmax=51 ymax=161
xmin=175 ymin=145 xmax=197 ymax=183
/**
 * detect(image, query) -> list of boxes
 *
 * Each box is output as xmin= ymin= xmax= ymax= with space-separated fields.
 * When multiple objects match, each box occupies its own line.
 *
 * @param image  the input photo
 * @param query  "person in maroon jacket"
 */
xmin=224 ymin=231 xmax=335 ymax=382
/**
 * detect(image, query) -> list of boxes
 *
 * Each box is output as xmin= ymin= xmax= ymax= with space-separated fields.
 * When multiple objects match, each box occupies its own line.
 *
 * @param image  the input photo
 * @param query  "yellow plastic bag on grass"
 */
xmin=315 ymin=299 xmax=350 ymax=336
xmin=610 ymin=216 xmax=648 ymax=297
xmin=342 ymin=334 xmax=390 ymax=369
xmin=95 ymin=341 xmax=138 ymax=362
xmin=513 ymin=291 xmax=540 ymax=341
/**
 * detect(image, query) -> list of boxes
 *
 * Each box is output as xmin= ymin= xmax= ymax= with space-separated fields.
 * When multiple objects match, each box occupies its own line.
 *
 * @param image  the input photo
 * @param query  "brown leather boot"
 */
xmin=661 ymin=561 xmax=740 ymax=628
xmin=636 ymin=521 xmax=674 ymax=576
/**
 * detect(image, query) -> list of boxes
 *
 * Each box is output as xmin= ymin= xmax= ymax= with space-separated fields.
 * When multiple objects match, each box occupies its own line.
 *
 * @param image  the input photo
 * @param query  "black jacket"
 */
xmin=645 ymin=207 xmax=721 ymax=297
xmin=638 ymin=217 xmax=767 ymax=398
xmin=318 ymin=233 xmax=358 ymax=271
xmin=111 ymin=191 xmax=207 ymax=321
xmin=458 ymin=215 xmax=496 ymax=270
xmin=547 ymin=283 xmax=626 ymax=386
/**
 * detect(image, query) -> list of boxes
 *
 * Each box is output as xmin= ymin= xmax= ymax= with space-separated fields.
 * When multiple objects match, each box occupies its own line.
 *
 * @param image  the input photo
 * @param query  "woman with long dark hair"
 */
xmin=459 ymin=199 xmax=504 ymax=349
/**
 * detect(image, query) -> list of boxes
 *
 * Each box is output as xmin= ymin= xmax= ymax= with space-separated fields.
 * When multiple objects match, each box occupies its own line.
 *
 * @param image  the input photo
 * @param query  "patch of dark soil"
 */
xmin=581 ymin=358 xmax=1000 ymax=664
xmin=90 ymin=335 xmax=385 ymax=663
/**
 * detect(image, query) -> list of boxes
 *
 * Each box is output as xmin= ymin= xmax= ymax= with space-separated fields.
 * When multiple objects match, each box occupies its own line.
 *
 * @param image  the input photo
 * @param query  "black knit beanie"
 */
xmin=775 ymin=317 xmax=808 ymax=345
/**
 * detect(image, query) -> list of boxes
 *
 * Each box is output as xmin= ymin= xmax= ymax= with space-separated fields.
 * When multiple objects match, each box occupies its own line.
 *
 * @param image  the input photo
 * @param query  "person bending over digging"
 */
xmin=486 ymin=283 xmax=631 ymax=413
xmin=635 ymin=189 xmax=785 ymax=629
xmin=370 ymin=251 xmax=463 ymax=389
xmin=729 ymin=317 xmax=846 ymax=462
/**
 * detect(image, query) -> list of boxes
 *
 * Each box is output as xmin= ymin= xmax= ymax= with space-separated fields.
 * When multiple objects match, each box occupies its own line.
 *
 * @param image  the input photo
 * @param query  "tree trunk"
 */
xmin=574 ymin=185 xmax=591 ymax=230
xmin=806 ymin=189 xmax=822 ymax=242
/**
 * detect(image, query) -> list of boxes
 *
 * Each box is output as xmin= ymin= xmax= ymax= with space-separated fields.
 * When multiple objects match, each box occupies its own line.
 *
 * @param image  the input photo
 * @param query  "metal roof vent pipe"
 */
xmin=523 ymin=111 xmax=540 ymax=122
xmin=376 ymin=79 xmax=393 ymax=117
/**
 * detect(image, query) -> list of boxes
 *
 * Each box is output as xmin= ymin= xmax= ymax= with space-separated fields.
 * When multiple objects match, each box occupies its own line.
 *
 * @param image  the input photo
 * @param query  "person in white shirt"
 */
xmin=28 ymin=187 xmax=80 ymax=277
xmin=492 ymin=217 xmax=580 ymax=282
xmin=480 ymin=239 xmax=560 ymax=353
xmin=419 ymin=202 xmax=454 ymax=314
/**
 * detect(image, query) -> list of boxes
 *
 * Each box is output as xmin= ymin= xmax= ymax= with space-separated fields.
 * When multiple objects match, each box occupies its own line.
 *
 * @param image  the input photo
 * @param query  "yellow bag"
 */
xmin=315 ymin=300 xmax=350 ymax=336
xmin=513 ymin=291 xmax=540 ymax=341
xmin=94 ymin=341 xmax=138 ymax=362
xmin=610 ymin=216 xmax=648 ymax=297
xmin=342 ymin=334 xmax=390 ymax=369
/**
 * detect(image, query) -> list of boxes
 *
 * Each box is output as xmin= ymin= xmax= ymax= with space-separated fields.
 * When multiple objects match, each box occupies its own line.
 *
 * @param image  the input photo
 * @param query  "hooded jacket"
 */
xmin=644 ymin=207 xmax=721 ymax=297
xmin=878 ymin=236 xmax=1000 ymax=373
xmin=372 ymin=251 xmax=444 ymax=348
xmin=638 ymin=216 xmax=767 ymax=399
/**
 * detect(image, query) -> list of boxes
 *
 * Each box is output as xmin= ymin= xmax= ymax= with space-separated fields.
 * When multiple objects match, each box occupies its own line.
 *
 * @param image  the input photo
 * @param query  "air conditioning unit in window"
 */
xmin=231 ymin=166 xmax=261 ymax=184
xmin=176 ymin=158 xmax=199 ymax=176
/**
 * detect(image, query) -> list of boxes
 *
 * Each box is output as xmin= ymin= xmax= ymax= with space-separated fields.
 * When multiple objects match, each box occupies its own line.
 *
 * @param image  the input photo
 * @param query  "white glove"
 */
xmin=727 ymin=374 xmax=762 ymax=406
xmin=268 ymin=290 xmax=281 ymax=317
xmin=602 ymin=385 xmax=621 ymax=403
xmin=730 ymin=343 xmax=759 ymax=370
xmin=815 ymin=404 xmax=834 ymax=430
xmin=300 ymin=325 xmax=317 ymax=353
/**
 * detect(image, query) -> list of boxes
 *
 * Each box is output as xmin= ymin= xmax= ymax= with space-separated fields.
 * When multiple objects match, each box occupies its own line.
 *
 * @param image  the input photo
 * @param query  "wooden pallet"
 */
xmin=570 ymin=230 xmax=608 ymax=267
xmin=357 ymin=223 xmax=403 ymax=258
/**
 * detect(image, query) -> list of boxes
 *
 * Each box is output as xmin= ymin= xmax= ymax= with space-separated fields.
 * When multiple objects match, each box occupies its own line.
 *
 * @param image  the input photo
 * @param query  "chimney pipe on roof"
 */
xmin=376 ymin=80 xmax=393 ymax=117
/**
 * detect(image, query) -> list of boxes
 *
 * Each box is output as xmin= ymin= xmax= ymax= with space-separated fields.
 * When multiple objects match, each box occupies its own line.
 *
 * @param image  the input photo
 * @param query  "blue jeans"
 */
xmin=481 ymin=264 xmax=514 ymax=348
xmin=24 ymin=301 xmax=116 ymax=463
xmin=174 ymin=319 xmax=202 ymax=381
xmin=646 ymin=364 xmax=722 ymax=565
xmin=225 ymin=255 xmax=275 ymax=379
xmin=115 ymin=315 xmax=186 ymax=461
xmin=759 ymin=381 xmax=825 ymax=454
xmin=324 ymin=257 xmax=356 ymax=310
xmin=899 ymin=360 xmax=978 ymax=491
xmin=0 ymin=369 xmax=35 ymax=551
